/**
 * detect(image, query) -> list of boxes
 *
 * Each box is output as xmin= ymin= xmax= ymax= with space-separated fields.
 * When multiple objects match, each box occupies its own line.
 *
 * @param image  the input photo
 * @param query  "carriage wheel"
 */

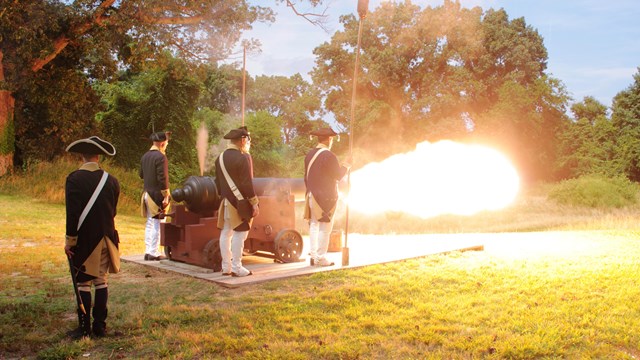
xmin=274 ymin=229 xmax=303 ymax=263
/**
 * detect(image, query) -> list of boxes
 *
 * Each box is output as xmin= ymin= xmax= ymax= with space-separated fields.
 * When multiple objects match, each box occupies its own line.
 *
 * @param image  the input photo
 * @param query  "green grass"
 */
xmin=2 ymin=162 xmax=640 ymax=358
xmin=2 ymin=192 xmax=640 ymax=359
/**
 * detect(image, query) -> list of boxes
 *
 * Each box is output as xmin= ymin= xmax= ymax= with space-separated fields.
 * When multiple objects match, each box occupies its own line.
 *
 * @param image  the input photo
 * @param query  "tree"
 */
xmin=469 ymin=8 xmax=570 ymax=183
xmin=0 ymin=0 xmax=279 ymax=176
xmin=313 ymin=1 xmax=426 ymax=161
xmin=13 ymin=64 xmax=102 ymax=167
xmin=611 ymin=68 xmax=640 ymax=181
xmin=99 ymin=56 xmax=202 ymax=183
xmin=198 ymin=64 xmax=244 ymax=116
xmin=312 ymin=0 xmax=568 ymax=182
xmin=244 ymin=111 xmax=289 ymax=177
xmin=247 ymin=74 xmax=322 ymax=146
xmin=555 ymin=96 xmax=619 ymax=179
xmin=473 ymin=75 xmax=569 ymax=183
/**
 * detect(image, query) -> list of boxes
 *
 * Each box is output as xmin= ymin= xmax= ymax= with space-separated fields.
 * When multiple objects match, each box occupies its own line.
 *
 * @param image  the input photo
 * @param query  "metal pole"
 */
xmin=343 ymin=13 xmax=365 ymax=267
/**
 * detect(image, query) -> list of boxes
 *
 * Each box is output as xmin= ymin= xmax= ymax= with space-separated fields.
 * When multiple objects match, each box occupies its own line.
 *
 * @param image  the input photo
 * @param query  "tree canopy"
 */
xmin=1 ymin=0 xmax=639 ymax=185
xmin=0 ymin=0 xmax=275 ymax=174
xmin=555 ymin=69 xmax=640 ymax=182
xmin=556 ymin=96 xmax=619 ymax=179
xmin=611 ymin=68 xmax=640 ymax=181
xmin=312 ymin=0 xmax=569 ymax=183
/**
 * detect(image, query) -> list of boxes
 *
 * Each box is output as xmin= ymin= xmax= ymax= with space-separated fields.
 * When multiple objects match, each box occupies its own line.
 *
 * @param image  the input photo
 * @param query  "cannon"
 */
xmin=160 ymin=176 xmax=306 ymax=271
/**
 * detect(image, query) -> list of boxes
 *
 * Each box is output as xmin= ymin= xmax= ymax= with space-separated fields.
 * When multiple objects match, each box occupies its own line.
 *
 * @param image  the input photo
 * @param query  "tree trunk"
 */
xmin=0 ymin=50 xmax=15 ymax=176
xmin=0 ymin=90 xmax=14 ymax=177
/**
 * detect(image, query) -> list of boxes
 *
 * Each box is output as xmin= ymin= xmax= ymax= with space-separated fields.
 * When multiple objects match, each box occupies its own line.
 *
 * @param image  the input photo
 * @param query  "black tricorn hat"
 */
xmin=150 ymin=131 xmax=171 ymax=142
xmin=224 ymin=126 xmax=250 ymax=140
xmin=65 ymin=136 xmax=116 ymax=156
xmin=310 ymin=127 xmax=338 ymax=137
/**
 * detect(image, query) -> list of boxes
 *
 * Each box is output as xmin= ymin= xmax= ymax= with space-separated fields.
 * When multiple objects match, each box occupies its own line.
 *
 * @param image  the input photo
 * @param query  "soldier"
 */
xmin=64 ymin=136 xmax=120 ymax=338
xmin=214 ymin=126 xmax=260 ymax=277
xmin=139 ymin=131 xmax=171 ymax=261
xmin=304 ymin=128 xmax=350 ymax=266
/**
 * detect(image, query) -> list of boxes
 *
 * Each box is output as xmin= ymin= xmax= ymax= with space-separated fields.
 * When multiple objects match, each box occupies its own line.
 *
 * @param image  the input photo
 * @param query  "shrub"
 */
xmin=0 ymin=157 xmax=141 ymax=215
xmin=547 ymin=175 xmax=639 ymax=208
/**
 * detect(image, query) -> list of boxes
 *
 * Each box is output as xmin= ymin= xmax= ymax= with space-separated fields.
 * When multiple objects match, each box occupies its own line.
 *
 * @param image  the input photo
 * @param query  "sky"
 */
xmin=238 ymin=0 xmax=639 ymax=110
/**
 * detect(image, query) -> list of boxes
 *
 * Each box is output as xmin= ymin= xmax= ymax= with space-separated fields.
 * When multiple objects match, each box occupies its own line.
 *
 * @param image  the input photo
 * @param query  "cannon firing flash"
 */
xmin=346 ymin=140 xmax=520 ymax=218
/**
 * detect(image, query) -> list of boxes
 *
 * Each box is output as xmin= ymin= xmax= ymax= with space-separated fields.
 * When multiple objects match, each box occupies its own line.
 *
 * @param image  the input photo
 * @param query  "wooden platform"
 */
xmin=121 ymin=233 xmax=484 ymax=288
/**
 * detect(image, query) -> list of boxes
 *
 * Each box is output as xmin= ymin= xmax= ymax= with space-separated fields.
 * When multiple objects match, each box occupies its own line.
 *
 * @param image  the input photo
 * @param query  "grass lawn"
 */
xmin=1 ymin=193 xmax=640 ymax=359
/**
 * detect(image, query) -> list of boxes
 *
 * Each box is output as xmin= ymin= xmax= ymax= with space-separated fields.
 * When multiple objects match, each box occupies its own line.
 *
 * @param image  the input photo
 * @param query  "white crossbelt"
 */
xmin=78 ymin=171 xmax=109 ymax=231
xmin=305 ymin=148 xmax=328 ymax=179
xmin=219 ymin=151 xmax=244 ymax=201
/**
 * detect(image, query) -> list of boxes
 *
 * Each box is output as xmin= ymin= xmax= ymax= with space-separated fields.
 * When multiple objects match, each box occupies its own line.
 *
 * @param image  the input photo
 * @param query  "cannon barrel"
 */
xmin=253 ymin=177 xmax=305 ymax=202
xmin=171 ymin=176 xmax=219 ymax=215
xmin=171 ymin=176 xmax=305 ymax=215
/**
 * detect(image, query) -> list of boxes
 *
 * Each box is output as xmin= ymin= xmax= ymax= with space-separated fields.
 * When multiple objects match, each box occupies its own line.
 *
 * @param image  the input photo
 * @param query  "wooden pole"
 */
xmin=343 ymin=12 xmax=365 ymax=267
xmin=242 ymin=45 xmax=246 ymax=126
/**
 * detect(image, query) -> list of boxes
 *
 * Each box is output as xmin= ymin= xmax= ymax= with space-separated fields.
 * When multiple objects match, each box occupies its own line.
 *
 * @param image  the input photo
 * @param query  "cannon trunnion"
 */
xmin=160 ymin=176 xmax=305 ymax=271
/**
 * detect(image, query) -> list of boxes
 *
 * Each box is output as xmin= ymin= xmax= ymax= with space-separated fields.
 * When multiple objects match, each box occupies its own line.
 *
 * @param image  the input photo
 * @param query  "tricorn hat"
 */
xmin=150 ymin=131 xmax=171 ymax=142
xmin=65 ymin=136 xmax=116 ymax=156
xmin=310 ymin=127 xmax=338 ymax=137
xmin=224 ymin=126 xmax=250 ymax=140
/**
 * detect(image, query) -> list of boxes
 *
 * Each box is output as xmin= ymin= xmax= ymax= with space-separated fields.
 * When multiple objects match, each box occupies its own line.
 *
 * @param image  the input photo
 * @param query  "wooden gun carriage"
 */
xmin=160 ymin=176 xmax=306 ymax=271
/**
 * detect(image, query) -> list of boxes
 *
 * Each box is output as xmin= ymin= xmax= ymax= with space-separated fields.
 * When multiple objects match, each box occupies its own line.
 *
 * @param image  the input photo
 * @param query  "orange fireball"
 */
xmin=347 ymin=140 xmax=520 ymax=218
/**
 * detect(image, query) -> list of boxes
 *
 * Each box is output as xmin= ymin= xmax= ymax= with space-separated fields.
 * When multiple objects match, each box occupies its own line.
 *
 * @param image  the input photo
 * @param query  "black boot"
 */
xmin=92 ymin=287 xmax=108 ymax=337
xmin=68 ymin=290 xmax=92 ymax=339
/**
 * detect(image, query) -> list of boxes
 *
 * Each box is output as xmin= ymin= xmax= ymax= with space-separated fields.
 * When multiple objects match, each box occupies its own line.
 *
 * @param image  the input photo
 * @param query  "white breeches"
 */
xmin=145 ymin=215 xmax=161 ymax=256
xmin=219 ymin=202 xmax=249 ymax=273
xmin=308 ymin=195 xmax=334 ymax=261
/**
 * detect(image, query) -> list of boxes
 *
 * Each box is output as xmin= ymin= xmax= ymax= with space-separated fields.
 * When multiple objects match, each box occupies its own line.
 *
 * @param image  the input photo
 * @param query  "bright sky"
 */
xmin=240 ymin=0 xmax=639 ymax=110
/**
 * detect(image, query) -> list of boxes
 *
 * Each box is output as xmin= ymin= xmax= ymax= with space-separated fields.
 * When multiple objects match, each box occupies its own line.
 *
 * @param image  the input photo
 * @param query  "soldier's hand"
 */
xmin=64 ymin=245 xmax=74 ymax=258
xmin=252 ymin=204 xmax=259 ymax=217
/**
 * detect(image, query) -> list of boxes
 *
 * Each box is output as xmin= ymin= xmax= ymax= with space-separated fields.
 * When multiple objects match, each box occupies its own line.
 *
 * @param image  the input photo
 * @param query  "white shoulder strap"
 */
xmin=78 ymin=171 xmax=109 ymax=231
xmin=219 ymin=151 xmax=244 ymax=201
xmin=306 ymin=148 xmax=328 ymax=179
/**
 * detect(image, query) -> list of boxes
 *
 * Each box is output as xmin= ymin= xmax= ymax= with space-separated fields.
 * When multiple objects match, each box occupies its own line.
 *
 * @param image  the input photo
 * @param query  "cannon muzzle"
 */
xmin=171 ymin=176 xmax=220 ymax=216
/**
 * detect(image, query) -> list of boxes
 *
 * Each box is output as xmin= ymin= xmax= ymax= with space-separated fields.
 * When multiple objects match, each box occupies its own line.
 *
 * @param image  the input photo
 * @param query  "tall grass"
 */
xmin=0 ymin=156 xmax=142 ymax=216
